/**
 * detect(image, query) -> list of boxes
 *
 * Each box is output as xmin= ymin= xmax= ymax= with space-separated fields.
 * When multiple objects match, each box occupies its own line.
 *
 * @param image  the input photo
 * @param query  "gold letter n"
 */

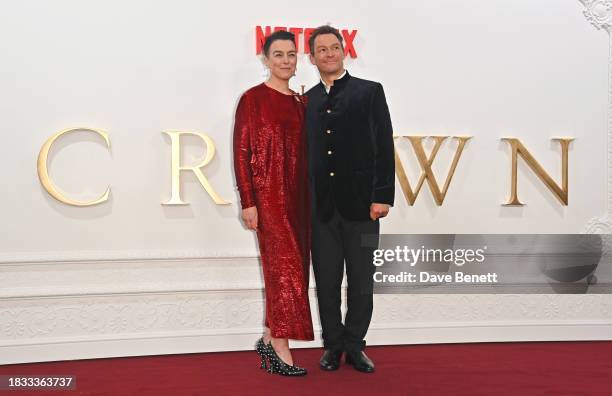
xmin=502 ymin=138 xmax=573 ymax=206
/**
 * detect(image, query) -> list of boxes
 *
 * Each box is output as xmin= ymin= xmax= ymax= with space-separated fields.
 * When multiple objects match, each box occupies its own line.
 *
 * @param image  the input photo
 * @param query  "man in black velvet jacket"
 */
xmin=306 ymin=25 xmax=395 ymax=373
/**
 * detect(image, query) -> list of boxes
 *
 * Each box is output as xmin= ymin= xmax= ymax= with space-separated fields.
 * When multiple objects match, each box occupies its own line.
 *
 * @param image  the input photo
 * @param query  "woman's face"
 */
xmin=264 ymin=39 xmax=297 ymax=81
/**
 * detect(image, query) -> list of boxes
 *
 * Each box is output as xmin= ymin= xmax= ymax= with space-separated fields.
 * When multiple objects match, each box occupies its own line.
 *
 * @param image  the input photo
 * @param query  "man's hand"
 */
xmin=370 ymin=203 xmax=390 ymax=221
xmin=241 ymin=206 xmax=258 ymax=230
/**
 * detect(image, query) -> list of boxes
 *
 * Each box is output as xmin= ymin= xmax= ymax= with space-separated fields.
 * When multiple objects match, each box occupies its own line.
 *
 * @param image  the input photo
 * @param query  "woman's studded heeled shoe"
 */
xmin=264 ymin=343 xmax=307 ymax=376
xmin=255 ymin=337 xmax=269 ymax=369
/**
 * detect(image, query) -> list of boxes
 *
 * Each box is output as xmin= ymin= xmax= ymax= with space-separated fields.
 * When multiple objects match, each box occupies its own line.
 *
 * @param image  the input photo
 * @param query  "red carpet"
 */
xmin=1 ymin=342 xmax=611 ymax=395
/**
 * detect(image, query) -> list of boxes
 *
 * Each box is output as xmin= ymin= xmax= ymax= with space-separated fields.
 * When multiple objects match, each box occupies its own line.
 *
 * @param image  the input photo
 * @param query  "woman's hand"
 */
xmin=241 ymin=206 xmax=258 ymax=231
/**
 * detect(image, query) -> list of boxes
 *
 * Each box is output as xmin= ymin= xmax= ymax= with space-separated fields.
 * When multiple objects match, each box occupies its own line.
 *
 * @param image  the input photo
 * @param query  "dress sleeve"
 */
xmin=233 ymin=93 xmax=257 ymax=209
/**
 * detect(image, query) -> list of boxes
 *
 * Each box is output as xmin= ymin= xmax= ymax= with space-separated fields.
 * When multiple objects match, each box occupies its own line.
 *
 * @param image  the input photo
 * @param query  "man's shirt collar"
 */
xmin=321 ymin=69 xmax=348 ymax=94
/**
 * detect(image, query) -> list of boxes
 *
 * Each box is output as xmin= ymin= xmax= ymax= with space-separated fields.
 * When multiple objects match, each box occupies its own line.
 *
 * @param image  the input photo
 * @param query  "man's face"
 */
xmin=309 ymin=33 xmax=345 ymax=75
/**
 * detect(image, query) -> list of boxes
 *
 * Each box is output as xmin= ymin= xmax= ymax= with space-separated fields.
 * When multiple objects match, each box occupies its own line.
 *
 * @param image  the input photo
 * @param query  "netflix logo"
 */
xmin=255 ymin=26 xmax=358 ymax=58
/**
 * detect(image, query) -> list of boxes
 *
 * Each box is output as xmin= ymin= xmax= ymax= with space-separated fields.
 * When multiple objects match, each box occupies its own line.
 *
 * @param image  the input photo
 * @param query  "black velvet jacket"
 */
xmin=306 ymin=71 xmax=395 ymax=222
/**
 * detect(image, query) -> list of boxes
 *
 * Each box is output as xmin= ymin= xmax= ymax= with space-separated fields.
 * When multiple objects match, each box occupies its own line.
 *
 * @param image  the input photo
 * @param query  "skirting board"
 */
xmin=2 ymin=321 xmax=612 ymax=365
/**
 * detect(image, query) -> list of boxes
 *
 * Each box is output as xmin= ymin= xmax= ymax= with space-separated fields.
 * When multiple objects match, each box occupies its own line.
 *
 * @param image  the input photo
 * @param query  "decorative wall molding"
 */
xmin=581 ymin=1 xmax=612 ymax=232
xmin=579 ymin=0 xmax=612 ymax=32
xmin=1 ymin=279 xmax=611 ymax=364
xmin=2 ymin=252 xmax=609 ymax=299
xmin=0 ymin=249 xmax=259 ymax=265
xmin=585 ymin=216 xmax=612 ymax=233
xmin=0 ymin=257 xmax=269 ymax=299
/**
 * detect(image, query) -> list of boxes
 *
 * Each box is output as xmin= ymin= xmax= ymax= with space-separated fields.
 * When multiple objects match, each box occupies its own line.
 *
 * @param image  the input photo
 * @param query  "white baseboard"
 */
xmin=2 ymin=321 xmax=611 ymax=365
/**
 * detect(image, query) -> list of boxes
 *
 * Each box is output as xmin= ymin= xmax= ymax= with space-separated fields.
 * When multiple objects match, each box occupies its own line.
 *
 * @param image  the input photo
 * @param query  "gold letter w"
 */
xmin=394 ymin=136 xmax=471 ymax=206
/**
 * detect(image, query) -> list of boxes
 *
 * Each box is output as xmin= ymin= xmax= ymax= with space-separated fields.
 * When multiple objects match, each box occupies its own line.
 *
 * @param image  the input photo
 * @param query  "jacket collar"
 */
xmin=319 ymin=69 xmax=351 ymax=94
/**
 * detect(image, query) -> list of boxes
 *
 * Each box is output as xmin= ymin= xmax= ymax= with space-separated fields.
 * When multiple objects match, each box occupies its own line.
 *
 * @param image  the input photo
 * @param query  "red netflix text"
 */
xmin=255 ymin=26 xmax=358 ymax=58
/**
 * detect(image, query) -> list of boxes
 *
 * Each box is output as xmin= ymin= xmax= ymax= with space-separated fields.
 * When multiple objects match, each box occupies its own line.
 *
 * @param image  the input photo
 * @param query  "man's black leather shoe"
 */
xmin=345 ymin=350 xmax=375 ymax=373
xmin=319 ymin=350 xmax=343 ymax=371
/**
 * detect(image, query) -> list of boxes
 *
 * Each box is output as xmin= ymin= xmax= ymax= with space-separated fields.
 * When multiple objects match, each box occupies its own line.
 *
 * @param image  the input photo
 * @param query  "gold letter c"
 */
xmin=37 ymin=127 xmax=111 ymax=206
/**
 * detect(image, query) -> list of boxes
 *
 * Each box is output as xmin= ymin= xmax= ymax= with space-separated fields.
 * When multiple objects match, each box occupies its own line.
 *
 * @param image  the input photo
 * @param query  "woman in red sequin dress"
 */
xmin=233 ymin=31 xmax=313 ymax=375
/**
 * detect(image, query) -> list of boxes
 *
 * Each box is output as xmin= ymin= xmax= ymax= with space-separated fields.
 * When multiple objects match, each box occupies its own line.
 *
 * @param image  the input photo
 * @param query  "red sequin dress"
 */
xmin=233 ymin=83 xmax=314 ymax=340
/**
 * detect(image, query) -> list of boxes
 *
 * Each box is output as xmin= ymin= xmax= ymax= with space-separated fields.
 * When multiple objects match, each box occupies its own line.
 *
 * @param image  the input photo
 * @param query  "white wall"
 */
xmin=1 ymin=0 xmax=611 ymax=364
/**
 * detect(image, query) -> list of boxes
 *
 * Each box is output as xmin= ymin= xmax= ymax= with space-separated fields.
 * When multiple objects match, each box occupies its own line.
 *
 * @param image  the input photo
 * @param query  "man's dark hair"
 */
xmin=308 ymin=25 xmax=344 ymax=55
xmin=263 ymin=30 xmax=296 ymax=57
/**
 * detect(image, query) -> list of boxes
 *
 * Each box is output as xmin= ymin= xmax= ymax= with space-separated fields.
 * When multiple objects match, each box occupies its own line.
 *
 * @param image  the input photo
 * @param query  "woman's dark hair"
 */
xmin=308 ymin=25 xmax=344 ymax=55
xmin=263 ymin=30 xmax=296 ymax=57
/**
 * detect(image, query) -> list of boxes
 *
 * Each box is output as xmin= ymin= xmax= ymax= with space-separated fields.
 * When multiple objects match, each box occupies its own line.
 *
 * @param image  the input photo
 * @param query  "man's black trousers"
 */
xmin=311 ymin=209 xmax=379 ymax=353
